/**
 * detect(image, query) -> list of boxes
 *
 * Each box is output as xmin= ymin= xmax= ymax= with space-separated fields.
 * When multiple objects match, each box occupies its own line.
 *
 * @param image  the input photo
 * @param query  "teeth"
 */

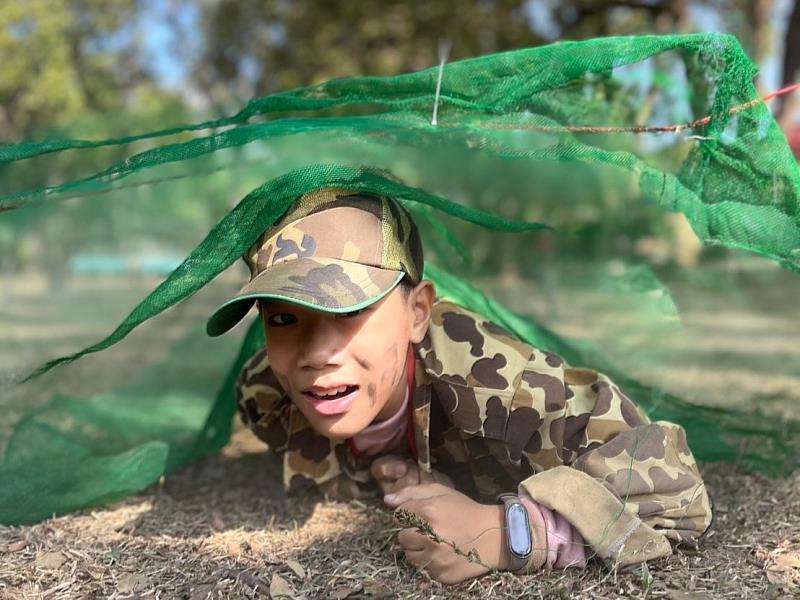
xmin=314 ymin=386 xmax=349 ymax=397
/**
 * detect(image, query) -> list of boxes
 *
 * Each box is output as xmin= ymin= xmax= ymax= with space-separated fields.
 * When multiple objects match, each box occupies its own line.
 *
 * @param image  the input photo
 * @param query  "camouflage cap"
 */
xmin=206 ymin=188 xmax=424 ymax=336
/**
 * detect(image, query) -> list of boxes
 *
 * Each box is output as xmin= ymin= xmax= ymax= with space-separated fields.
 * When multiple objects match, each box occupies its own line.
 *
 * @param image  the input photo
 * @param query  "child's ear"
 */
xmin=409 ymin=280 xmax=436 ymax=343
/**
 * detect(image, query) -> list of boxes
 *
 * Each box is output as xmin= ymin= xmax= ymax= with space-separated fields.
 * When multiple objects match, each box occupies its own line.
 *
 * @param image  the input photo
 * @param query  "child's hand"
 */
xmin=370 ymin=455 xmax=453 ymax=496
xmin=384 ymin=483 xmax=510 ymax=584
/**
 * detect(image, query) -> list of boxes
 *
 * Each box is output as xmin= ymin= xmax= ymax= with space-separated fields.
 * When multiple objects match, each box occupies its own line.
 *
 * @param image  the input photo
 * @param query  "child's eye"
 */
xmin=266 ymin=313 xmax=297 ymax=327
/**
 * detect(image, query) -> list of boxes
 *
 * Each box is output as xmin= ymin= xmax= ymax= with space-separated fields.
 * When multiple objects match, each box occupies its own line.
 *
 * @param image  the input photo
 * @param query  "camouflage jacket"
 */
xmin=236 ymin=299 xmax=712 ymax=567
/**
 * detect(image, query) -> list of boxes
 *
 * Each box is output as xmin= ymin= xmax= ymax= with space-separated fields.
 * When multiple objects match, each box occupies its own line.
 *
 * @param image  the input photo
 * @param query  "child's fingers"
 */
xmin=418 ymin=467 xmax=455 ymax=488
xmin=404 ymin=548 xmax=439 ymax=572
xmin=434 ymin=470 xmax=455 ymax=488
xmin=384 ymin=482 xmax=449 ymax=507
xmin=397 ymin=528 xmax=433 ymax=552
xmin=383 ymin=492 xmax=408 ymax=508
xmin=370 ymin=455 xmax=408 ymax=481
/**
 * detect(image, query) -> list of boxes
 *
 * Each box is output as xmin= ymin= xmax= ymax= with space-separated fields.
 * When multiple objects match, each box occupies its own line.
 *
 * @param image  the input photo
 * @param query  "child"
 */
xmin=206 ymin=187 xmax=712 ymax=584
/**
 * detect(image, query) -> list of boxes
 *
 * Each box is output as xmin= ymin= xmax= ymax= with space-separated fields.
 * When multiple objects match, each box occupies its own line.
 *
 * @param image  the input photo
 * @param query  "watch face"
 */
xmin=507 ymin=503 xmax=532 ymax=557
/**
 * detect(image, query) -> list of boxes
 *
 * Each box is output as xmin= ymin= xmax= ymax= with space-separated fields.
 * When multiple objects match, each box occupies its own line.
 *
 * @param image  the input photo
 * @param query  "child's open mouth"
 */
xmin=302 ymin=385 xmax=359 ymax=416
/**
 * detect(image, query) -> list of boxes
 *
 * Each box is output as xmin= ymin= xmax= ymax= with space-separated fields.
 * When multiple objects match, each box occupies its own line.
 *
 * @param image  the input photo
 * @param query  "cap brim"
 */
xmin=206 ymin=257 xmax=405 ymax=337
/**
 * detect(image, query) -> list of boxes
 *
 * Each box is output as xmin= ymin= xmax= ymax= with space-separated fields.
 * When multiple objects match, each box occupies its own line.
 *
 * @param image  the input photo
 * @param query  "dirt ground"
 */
xmin=1 ymin=434 xmax=798 ymax=600
xmin=1 ymin=269 xmax=799 ymax=599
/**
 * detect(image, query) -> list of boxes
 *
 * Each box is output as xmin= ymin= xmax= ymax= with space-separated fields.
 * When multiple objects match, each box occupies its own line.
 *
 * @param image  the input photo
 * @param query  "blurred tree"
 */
xmin=5 ymin=0 xmax=794 ymax=279
xmin=0 ymin=0 xmax=155 ymax=140
xmin=777 ymin=0 xmax=799 ymax=130
xmin=0 ymin=1 xmax=199 ymax=279
xmin=547 ymin=0 xmax=688 ymax=38
xmin=192 ymin=0 xmax=545 ymax=108
xmin=782 ymin=0 xmax=800 ymax=89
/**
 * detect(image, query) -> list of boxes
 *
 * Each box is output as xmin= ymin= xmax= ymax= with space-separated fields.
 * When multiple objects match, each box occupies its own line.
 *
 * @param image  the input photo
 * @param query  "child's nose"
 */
xmin=297 ymin=321 xmax=345 ymax=369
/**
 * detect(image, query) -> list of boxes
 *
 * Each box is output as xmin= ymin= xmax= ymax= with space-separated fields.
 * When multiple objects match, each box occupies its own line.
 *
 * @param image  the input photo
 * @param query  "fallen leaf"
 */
xmin=191 ymin=583 xmax=214 ymax=600
xmin=362 ymin=581 xmax=392 ymax=598
xmin=210 ymin=511 xmax=226 ymax=532
xmin=5 ymin=540 xmax=27 ymax=552
xmin=270 ymin=573 xmax=296 ymax=599
xmin=762 ymin=541 xmax=800 ymax=589
xmin=285 ymin=559 xmax=305 ymax=579
xmin=220 ymin=568 xmax=268 ymax=593
xmin=332 ymin=582 xmax=362 ymax=599
xmin=35 ymin=551 xmax=67 ymax=570
xmin=118 ymin=573 xmax=151 ymax=594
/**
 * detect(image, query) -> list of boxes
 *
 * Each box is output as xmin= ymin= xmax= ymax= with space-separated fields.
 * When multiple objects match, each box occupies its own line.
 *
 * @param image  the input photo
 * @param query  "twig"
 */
xmin=393 ymin=508 xmax=494 ymax=571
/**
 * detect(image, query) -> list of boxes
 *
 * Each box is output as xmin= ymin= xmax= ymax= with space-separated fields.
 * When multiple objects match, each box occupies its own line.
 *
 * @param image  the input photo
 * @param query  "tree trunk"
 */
xmin=777 ymin=0 xmax=800 ymax=126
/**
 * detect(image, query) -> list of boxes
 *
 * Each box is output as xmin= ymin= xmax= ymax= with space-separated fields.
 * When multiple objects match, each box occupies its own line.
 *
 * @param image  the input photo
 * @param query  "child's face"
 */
xmin=260 ymin=282 xmax=434 ymax=441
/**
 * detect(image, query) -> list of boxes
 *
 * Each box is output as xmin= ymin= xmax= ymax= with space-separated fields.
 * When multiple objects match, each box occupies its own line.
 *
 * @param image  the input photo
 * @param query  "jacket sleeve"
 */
xmin=512 ymin=350 xmax=712 ymax=568
xmin=235 ymin=349 xmax=291 ymax=454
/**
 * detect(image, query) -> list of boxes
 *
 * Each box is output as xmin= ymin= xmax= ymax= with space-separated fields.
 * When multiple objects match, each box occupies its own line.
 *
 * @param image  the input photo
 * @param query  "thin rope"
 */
xmin=431 ymin=40 xmax=450 ymax=126
xmin=476 ymin=81 xmax=800 ymax=135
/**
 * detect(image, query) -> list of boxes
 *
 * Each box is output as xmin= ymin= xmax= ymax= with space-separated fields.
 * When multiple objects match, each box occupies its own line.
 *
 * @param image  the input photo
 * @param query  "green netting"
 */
xmin=1 ymin=32 xmax=799 ymax=525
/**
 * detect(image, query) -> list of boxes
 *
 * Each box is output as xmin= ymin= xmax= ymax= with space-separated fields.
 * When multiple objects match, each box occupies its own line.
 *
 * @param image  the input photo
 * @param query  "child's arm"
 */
xmin=514 ymin=361 xmax=712 ymax=568
xmin=384 ymin=356 xmax=711 ymax=583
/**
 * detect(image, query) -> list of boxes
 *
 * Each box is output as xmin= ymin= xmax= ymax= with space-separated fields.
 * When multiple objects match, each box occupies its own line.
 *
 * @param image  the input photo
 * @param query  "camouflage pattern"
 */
xmin=246 ymin=258 xmax=403 ymax=311
xmin=206 ymin=188 xmax=424 ymax=336
xmin=235 ymin=299 xmax=713 ymax=568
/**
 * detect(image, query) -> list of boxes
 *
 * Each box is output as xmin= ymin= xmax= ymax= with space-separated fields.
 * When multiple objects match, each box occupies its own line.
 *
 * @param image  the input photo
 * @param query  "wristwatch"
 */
xmin=497 ymin=493 xmax=533 ymax=572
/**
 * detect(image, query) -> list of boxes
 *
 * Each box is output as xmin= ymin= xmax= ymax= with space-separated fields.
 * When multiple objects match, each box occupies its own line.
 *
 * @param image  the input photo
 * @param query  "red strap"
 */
xmin=405 ymin=346 xmax=418 ymax=460
xmin=346 ymin=436 xmax=361 ymax=457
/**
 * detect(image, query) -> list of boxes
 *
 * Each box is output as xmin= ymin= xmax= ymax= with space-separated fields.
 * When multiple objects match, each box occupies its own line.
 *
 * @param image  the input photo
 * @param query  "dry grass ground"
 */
xmin=1 ymin=267 xmax=799 ymax=599
xmin=1 ymin=435 xmax=798 ymax=599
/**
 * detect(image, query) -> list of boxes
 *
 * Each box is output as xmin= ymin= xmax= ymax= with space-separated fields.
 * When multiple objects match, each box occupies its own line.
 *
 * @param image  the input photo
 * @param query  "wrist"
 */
xmin=486 ymin=504 xmax=512 ymax=571
xmin=496 ymin=493 xmax=537 ymax=573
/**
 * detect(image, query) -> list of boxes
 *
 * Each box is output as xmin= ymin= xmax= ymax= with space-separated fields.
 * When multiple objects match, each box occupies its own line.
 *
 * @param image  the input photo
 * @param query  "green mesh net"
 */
xmin=1 ymin=32 xmax=799 ymax=525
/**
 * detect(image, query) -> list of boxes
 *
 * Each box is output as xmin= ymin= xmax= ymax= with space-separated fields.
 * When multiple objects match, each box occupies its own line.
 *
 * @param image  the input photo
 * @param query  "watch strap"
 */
xmin=497 ymin=493 xmax=533 ymax=573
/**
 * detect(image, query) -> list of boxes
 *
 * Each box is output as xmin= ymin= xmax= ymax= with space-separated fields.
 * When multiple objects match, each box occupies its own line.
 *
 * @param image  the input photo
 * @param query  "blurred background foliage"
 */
xmin=2 ymin=2 xmax=800 ymax=487
xmin=1 ymin=0 xmax=798 ymax=281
